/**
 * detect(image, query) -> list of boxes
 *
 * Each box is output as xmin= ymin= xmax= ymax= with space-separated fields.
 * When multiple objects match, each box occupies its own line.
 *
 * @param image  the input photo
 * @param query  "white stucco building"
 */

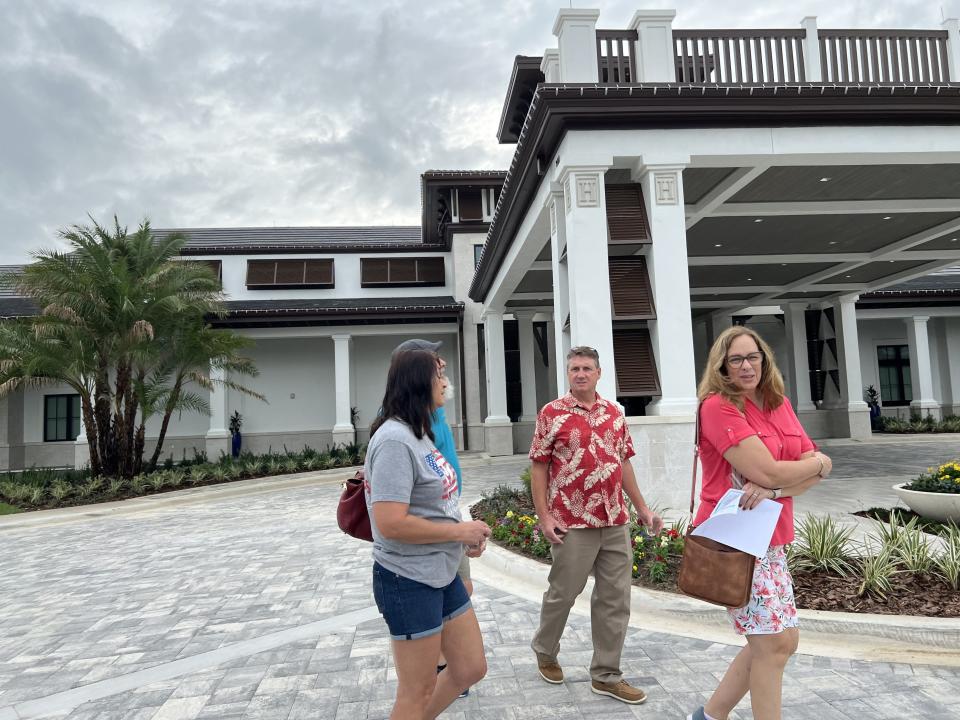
xmin=2 ymin=8 xmax=960 ymax=511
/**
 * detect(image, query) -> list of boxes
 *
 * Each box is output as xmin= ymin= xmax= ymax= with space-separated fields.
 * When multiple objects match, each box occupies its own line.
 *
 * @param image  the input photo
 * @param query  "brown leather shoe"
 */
xmin=590 ymin=679 xmax=647 ymax=704
xmin=535 ymin=654 xmax=563 ymax=684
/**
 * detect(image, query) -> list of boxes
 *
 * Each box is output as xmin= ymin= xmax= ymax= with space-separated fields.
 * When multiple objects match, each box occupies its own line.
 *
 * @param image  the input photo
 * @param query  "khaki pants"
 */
xmin=531 ymin=524 xmax=632 ymax=683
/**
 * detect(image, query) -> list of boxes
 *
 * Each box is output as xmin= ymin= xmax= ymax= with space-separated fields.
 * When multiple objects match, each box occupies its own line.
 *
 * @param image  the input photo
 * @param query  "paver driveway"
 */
xmin=1 ymin=441 xmax=959 ymax=719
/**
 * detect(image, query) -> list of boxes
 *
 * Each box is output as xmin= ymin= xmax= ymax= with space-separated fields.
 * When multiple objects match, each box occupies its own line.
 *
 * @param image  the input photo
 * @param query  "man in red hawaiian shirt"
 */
xmin=529 ymin=346 xmax=663 ymax=705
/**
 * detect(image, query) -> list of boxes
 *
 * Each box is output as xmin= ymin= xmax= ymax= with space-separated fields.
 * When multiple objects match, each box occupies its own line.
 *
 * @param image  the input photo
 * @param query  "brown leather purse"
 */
xmin=337 ymin=469 xmax=373 ymax=542
xmin=677 ymin=406 xmax=756 ymax=609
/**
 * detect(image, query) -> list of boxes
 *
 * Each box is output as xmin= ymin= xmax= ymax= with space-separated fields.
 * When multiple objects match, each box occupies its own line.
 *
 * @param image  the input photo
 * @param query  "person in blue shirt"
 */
xmin=392 ymin=339 xmax=471 ymax=697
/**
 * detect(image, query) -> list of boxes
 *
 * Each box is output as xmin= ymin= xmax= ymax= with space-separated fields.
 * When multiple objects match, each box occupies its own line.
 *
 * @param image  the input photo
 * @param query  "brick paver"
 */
xmin=0 ymin=442 xmax=958 ymax=719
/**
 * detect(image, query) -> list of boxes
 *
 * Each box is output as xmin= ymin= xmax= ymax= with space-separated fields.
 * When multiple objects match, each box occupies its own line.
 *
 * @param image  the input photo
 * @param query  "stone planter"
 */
xmin=893 ymin=483 xmax=960 ymax=523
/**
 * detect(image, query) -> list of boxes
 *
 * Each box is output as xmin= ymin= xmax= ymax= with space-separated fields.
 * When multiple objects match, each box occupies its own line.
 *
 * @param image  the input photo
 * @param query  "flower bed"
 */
xmin=904 ymin=460 xmax=960 ymax=494
xmin=0 ymin=445 xmax=365 ymax=513
xmin=472 ymin=486 xmax=686 ymax=589
xmin=473 ymin=484 xmax=960 ymax=617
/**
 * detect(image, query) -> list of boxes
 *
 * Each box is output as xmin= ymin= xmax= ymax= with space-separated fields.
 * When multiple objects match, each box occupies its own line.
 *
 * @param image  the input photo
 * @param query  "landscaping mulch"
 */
xmin=792 ymin=571 xmax=960 ymax=617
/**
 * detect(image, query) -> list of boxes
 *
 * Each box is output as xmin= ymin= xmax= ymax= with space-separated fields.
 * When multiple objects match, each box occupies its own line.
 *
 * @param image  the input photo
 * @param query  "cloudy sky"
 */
xmin=1 ymin=0 xmax=954 ymax=263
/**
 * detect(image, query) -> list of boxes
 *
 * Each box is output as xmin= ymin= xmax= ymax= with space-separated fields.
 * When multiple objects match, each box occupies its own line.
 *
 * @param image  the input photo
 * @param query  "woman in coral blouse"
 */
xmin=688 ymin=326 xmax=833 ymax=720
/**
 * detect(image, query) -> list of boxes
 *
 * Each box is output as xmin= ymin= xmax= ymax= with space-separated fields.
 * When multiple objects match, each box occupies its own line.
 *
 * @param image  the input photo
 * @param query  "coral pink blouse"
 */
xmin=694 ymin=393 xmax=816 ymax=547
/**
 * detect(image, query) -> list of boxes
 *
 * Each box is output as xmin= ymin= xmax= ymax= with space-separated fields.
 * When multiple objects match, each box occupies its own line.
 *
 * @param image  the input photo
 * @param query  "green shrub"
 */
xmin=520 ymin=467 xmax=532 ymax=497
xmin=858 ymin=543 xmax=901 ymax=599
xmin=935 ymin=522 xmax=960 ymax=590
xmin=792 ymin=515 xmax=856 ymax=576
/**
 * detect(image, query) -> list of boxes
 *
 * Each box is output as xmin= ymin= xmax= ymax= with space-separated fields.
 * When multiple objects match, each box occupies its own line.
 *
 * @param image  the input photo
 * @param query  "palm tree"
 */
xmin=0 ymin=216 xmax=263 ymax=478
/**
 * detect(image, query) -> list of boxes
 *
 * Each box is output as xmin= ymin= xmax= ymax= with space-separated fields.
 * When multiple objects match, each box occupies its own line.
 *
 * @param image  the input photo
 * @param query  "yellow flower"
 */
xmin=506 ymin=510 xmax=514 ymax=518
xmin=632 ymin=564 xmax=638 ymax=572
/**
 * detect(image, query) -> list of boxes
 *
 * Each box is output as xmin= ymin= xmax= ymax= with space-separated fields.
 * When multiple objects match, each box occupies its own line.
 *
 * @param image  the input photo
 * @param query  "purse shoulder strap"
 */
xmin=689 ymin=401 xmax=702 ymax=519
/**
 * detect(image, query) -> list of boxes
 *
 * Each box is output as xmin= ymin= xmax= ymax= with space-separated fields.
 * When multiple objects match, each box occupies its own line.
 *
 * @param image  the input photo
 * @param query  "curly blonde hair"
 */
xmin=697 ymin=325 xmax=786 ymax=411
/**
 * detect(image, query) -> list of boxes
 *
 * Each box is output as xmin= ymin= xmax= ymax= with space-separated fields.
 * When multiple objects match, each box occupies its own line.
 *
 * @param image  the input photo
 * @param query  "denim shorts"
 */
xmin=372 ymin=562 xmax=471 ymax=641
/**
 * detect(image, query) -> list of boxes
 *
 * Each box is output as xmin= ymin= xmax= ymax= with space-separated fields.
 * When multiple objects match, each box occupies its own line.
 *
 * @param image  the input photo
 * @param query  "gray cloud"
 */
xmin=1 ymin=0 xmax=955 ymax=262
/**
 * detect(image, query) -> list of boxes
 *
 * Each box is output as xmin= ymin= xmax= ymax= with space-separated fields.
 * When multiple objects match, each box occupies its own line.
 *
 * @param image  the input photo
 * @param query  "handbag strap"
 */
xmin=688 ymin=402 xmax=703 ymax=520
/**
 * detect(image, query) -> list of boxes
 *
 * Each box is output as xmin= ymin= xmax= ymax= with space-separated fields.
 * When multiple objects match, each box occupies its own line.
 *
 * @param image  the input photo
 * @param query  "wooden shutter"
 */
xmin=275 ymin=260 xmax=304 ymax=285
xmin=458 ymin=189 xmax=483 ymax=221
xmin=605 ymin=184 xmax=650 ymax=244
xmin=613 ymin=329 xmax=661 ymax=397
xmin=389 ymin=259 xmax=417 ymax=283
xmin=417 ymin=258 xmax=445 ymax=284
xmin=609 ymin=256 xmax=655 ymax=319
xmin=246 ymin=260 xmax=276 ymax=286
xmin=304 ymin=259 xmax=333 ymax=285
xmin=361 ymin=259 xmax=389 ymax=285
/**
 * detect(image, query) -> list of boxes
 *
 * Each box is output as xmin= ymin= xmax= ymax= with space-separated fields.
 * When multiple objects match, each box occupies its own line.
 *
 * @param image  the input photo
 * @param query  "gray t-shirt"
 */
xmin=364 ymin=418 xmax=462 ymax=588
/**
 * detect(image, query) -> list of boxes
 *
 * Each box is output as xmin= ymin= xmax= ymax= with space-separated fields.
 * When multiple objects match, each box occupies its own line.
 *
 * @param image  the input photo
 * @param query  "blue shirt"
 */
xmin=431 ymin=406 xmax=462 ymax=494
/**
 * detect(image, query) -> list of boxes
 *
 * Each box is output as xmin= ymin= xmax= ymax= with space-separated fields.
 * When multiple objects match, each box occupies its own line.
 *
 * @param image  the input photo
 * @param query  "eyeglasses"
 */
xmin=726 ymin=352 xmax=764 ymax=369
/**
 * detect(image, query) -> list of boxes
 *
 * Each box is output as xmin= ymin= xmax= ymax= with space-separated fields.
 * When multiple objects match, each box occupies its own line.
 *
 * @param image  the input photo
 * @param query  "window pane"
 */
xmin=389 ymin=259 xmax=417 ymax=283
xmin=361 ymin=259 xmax=389 ymax=284
xmin=304 ymin=260 xmax=333 ymax=285
xmin=71 ymin=396 xmax=82 ymax=440
xmin=46 ymin=418 xmax=58 ymax=441
xmin=56 ymin=396 xmax=67 ymax=420
xmin=275 ymin=260 xmax=304 ymax=285
xmin=879 ymin=366 xmax=899 ymax=402
xmin=474 ymin=245 xmax=483 ymax=268
xmin=877 ymin=346 xmax=893 ymax=361
xmin=56 ymin=418 xmax=67 ymax=440
xmin=247 ymin=261 xmax=276 ymax=285
xmin=417 ymin=258 xmax=444 ymax=283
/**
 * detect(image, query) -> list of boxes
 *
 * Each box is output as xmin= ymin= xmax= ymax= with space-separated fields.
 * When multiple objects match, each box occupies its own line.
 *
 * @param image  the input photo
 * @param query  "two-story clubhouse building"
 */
xmin=3 ymin=8 xmax=960 ymax=509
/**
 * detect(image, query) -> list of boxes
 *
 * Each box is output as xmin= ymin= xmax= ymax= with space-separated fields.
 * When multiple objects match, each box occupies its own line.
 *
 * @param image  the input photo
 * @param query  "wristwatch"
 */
xmin=771 ymin=487 xmax=782 ymax=500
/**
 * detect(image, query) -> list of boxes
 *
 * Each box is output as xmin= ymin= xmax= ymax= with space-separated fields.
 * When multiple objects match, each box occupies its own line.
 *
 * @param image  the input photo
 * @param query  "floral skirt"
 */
xmin=728 ymin=545 xmax=798 ymax=636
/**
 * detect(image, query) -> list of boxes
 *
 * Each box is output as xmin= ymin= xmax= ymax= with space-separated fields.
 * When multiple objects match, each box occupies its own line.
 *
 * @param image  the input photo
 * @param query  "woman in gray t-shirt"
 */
xmin=365 ymin=349 xmax=491 ymax=717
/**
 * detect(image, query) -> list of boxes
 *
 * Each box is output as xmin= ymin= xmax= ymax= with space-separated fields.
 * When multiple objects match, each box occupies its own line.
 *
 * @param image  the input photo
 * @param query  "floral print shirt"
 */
xmin=528 ymin=393 xmax=635 ymax=529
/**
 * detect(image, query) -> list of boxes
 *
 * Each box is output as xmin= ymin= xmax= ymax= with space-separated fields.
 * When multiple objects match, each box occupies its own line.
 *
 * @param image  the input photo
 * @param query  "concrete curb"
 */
xmin=0 ymin=467 xmax=357 ymax=531
xmin=471 ymin=531 xmax=960 ymax=666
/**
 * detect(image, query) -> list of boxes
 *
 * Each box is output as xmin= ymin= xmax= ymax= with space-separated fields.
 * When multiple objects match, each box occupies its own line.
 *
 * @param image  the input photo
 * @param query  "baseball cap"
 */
xmin=393 ymin=338 xmax=442 ymax=356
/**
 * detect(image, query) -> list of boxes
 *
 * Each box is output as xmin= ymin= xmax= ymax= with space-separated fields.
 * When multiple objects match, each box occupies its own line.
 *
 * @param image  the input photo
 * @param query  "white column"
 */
xmin=332 ymin=334 xmax=355 ymax=444
xmin=515 ymin=310 xmax=539 ymax=421
xmin=944 ymin=317 xmax=960 ymax=416
xmin=73 ymin=403 xmax=90 ymax=470
xmin=546 ymin=320 xmax=559 ymax=399
xmin=205 ymin=363 xmax=230 ymax=460
xmin=553 ymin=8 xmax=600 ymax=83
xmin=561 ymin=167 xmax=618 ymax=402
xmin=784 ymin=303 xmax=816 ymax=412
xmin=944 ymin=17 xmax=960 ymax=82
xmin=548 ymin=189 xmax=571 ymax=397
xmin=483 ymin=311 xmax=513 ymax=456
xmin=800 ymin=16 xmax=822 ymax=81
xmin=905 ymin=316 xmax=941 ymax=419
xmin=541 ymin=48 xmax=560 ymax=83
xmin=639 ymin=164 xmax=698 ymax=416
xmin=833 ymin=296 xmax=871 ymax=438
xmin=629 ymin=10 xmax=677 ymax=82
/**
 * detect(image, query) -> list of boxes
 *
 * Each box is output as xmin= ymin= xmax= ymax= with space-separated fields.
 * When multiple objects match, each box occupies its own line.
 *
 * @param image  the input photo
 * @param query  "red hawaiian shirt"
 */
xmin=528 ymin=393 xmax=635 ymax=528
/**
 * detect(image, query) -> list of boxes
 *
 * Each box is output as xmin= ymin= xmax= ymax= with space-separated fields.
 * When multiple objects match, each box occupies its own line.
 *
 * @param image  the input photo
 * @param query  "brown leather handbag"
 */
xmin=337 ymin=469 xmax=373 ymax=542
xmin=677 ymin=406 xmax=756 ymax=609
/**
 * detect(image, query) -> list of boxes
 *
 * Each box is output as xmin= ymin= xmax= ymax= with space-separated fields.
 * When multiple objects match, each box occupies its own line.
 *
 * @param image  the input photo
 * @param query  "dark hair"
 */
xmin=369 ymin=349 xmax=438 ymax=441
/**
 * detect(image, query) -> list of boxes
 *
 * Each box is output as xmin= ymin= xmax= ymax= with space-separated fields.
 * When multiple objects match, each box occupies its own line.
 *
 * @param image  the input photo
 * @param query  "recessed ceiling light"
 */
xmin=715 ymin=243 xmax=723 ymax=247
xmin=747 ymin=277 xmax=753 ymax=281
xmin=889 ymin=260 xmax=896 ymax=263
xmin=781 ymin=263 xmax=787 ymax=266
xmin=754 ymin=218 xmax=764 ymax=223
xmin=845 ymin=275 xmax=852 ymax=278
xmin=819 ymin=177 xmax=831 ymax=182
xmin=829 ymin=241 xmax=837 ymax=245
xmin=883 ymin=216 xmax=892 ymax=220
xmin=951 ymin=238 xmax=958 ymax=243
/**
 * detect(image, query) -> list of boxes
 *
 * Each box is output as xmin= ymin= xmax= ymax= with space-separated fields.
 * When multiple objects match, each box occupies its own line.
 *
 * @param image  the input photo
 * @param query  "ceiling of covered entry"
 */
xmin=503 ymin=164 xmax=960 ymax=316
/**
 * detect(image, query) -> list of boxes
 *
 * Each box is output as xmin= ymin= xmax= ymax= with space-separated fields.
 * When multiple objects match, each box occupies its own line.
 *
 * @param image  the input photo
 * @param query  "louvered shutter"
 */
xmin=609 ymin=256 xmax=656 ymax=319
xmin=613 ymin=329 xmax=661 ymax=397
xmin=605 ymin=184 xmax=650 ymax=244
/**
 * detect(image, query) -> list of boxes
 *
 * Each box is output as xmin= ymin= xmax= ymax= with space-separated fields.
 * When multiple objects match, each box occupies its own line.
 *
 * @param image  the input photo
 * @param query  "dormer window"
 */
xmin=449 ymin=188 xmax=497 ymax=224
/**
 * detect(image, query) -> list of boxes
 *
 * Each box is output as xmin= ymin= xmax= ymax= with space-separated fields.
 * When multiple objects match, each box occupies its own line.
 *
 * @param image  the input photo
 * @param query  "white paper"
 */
xmin=691 ymin=489 xmax=783 ymax=558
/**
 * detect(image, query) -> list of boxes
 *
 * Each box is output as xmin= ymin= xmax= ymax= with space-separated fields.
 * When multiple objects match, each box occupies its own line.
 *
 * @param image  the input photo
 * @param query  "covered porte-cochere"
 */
xmin=469 ymin=8 xmax=960 ymax=509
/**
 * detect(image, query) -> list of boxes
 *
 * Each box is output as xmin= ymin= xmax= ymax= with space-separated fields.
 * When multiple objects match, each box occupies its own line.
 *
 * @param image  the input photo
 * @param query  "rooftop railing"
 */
xmin=818 ymin=30 xmax=951 ymax=83
xmin=590 ymin=25 xmax=955 ymax=85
